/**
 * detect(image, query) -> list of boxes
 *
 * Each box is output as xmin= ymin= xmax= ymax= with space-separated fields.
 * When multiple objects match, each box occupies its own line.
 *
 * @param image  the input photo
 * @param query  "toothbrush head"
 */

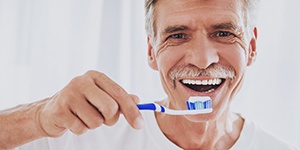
xmin=186 ymin=96 xmax=212 ymax=110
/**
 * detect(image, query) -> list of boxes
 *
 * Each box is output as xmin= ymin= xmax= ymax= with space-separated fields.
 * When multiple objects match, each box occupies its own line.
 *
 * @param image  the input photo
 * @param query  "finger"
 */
xmin=49 ymin=90 xmax=93 ymax=135
xmin=69 ymin=72 xmax=121 ymax=126
xmin=68 ymin=118 xmax=89 ymax=135
xmin=56 ymin=107 xmax=89 ymax=135
xmin=69 ymin=97 xmax=104 ymax=129
xmin=89 ymin=71 xmax=144 ymax=129
xmin=81 ymin=84 xmax=120 ymax=126
xmin=129 ymin=94 xmax=140 ymax=104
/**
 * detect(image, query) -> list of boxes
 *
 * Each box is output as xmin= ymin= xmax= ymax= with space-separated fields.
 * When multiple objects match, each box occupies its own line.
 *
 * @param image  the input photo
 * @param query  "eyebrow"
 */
xmin=161 ymin=22 xmax=239 ymax=36
xmin=162 ymin=25 xmax=189 ymax=35
xmin=212 ymin=22 xmax=238 ymax=31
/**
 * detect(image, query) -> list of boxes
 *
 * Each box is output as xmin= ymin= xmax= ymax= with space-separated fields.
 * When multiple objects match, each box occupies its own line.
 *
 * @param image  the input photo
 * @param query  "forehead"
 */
xmin=154 ymin=0 xmax=245 ymax=34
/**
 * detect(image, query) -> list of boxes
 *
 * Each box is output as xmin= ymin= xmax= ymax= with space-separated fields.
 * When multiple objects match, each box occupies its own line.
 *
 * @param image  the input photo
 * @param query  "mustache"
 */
xmin=169 ymin=64 xmax=236 ymax=81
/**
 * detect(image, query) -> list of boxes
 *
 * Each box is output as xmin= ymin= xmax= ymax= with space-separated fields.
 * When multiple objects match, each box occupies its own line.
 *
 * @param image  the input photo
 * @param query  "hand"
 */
xmin=37 ymin=70 xmax=144 ymax=137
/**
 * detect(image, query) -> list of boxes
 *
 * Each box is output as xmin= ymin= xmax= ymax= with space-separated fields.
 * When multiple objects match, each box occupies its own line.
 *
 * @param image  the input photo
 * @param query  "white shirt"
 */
xmin=17 ymin=111 xmax=297 ymax=150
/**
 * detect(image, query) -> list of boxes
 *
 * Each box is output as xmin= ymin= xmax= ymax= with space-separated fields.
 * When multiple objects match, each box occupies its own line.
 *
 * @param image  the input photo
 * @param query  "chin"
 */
xmin=184 ymin=112 xmax=219 ymax=122
xmin=185 ymin=102 xmax=231 ymax=121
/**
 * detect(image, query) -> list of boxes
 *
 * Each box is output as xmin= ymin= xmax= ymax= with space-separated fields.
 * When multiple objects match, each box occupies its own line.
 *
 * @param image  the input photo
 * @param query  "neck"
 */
xmin=155 ymin=101 xmax=244 ymax=150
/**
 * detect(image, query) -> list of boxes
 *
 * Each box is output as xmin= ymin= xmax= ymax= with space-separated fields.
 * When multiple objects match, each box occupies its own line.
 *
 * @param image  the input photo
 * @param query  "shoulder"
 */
xmin=231 ymin=118 xmax=298 ymax=150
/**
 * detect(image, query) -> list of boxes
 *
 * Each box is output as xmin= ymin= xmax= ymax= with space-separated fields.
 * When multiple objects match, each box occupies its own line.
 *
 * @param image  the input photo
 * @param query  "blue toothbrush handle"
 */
xmin=137 ymin=103 xmax=165 ymax=112
xmin=137 ymin=103 xmax=156 ymax=110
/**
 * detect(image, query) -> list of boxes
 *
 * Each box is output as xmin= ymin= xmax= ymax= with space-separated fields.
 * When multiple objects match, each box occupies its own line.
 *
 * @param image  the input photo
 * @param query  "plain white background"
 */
xmin=0 ymin=0 xmax=299 ymax=148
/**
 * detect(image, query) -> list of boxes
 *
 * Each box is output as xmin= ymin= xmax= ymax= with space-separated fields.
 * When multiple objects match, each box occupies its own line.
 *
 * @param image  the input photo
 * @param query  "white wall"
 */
xmin=232 ymin=0 xmax=300 ymax=147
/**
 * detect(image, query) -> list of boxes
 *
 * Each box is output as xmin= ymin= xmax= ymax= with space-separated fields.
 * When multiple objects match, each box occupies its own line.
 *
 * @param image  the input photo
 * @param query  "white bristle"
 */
xmin=188 ymin=96 xmax=211 ymax=102
xmin=187 ymin=96 xmax=212 ymax=110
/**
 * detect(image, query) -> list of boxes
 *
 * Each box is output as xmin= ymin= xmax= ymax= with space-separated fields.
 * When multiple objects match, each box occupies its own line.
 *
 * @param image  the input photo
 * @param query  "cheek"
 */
xmin=154 ymin=47 xmax=188 ymax=94
xmin=219 ymin=44 xmax=248 ymax=74
xmin=155 ymin=46 xmax=186 ymax=76
xmin=218 ymin=45 xmax=248 ymax=102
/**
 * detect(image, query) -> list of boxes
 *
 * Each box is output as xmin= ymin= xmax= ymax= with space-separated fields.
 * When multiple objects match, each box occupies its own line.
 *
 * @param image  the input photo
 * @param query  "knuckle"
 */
xmin=69 ymin=75 xmax=93 ymax=93
xmin=47 ymin=99 xmax=66 ymax=117
xmin=73 ymin=127 xmax=88 ymax=135
xmin=88 ymin=71 xmax=111 ymax=87
xmin=70 ymin=76 xmax=86 ymax=88
xmin=54 ymin=91 xmax=77 ymax=109
xmin=51 ymin=106 xmax=65 ymax=117
xmin=84 ymin=70 xmax=98 ymax=77
xmin=104 ymin=115 xmax=120 ymax=127
xmin=101 ymin=101 xmax=119 ymax=120
xmin=85 ymin=70 xmax=98 ymax=76
xmin=106 ymin=102 xmax=119 ymax=116
xmin=94 ymin=70 xmax=105 ymax=78
xmin=101 ymin=102 xmax=120 ymax=127
xmin=70 ymin=121 xmax=88 ymax=135
xmin=93 ymin=71 xmax=111 ymax=85
xmin=86 ymin=70 xmax=105 ymax=80
xmin=89 ymin=117 xmax=104 ymax=129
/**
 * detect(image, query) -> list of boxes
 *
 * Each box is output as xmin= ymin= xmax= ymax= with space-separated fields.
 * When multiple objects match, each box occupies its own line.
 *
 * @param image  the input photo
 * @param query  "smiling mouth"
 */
xmin=180 ymin=78 xmax=225 ymax=93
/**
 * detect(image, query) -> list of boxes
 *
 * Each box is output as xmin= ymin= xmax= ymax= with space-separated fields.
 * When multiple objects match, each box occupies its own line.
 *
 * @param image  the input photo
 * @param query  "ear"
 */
xmin=247 ymin=27 xmax=258 ymax=66
xmin=147 ymin=36 xmax=158 ymax=70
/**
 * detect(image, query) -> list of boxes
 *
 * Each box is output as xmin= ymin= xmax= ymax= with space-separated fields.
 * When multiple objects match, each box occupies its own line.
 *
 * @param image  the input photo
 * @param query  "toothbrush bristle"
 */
xmin=186 ymin=96 xmax=212 ymax=110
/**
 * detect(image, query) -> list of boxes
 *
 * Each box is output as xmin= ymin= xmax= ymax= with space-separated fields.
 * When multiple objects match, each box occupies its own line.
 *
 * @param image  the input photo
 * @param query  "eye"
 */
xmin=211 ymin=31 xmax=237 ymax=44
xmin=168 ymin=33 xmax=187 ymax=39
xmin=164 ymin=33 xmax=190 ymax=46
xmin=215 ymin=31 xmax=235 ymax=37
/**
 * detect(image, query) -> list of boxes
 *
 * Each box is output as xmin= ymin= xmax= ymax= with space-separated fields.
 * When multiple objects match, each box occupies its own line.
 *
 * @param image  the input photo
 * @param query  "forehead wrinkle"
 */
xmin=153 ymin=0 xmax=246 ymax=32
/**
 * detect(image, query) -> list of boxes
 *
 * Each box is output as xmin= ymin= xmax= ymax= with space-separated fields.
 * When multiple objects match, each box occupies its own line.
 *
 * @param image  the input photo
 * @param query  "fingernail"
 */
xmin=134 ymin=116 xmax=144 ymax=130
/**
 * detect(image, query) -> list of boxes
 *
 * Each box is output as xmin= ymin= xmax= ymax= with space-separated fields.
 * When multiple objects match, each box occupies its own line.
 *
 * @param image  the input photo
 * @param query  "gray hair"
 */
xmin=145 ymin=0 xmax=260 ymax=38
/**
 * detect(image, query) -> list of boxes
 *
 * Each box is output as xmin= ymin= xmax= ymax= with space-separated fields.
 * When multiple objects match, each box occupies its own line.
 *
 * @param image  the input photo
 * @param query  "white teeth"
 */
xmin=181 ymin=78 xmax=222 ymax=85
xmin=205 ymin=89 xmax=215 ymax=93
xmin=208 ymin=79 xmax=213 ymax=85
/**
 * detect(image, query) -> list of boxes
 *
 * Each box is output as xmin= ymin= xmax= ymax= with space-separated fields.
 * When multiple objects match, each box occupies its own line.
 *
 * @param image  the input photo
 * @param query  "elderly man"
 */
xmin=0 ymin=0 xmax=297 ymax=149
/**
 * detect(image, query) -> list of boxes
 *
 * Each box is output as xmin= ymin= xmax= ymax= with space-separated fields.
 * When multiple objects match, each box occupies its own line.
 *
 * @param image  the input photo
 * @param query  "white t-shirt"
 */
xmin=17 ymin=111 xmax=297 ymax=150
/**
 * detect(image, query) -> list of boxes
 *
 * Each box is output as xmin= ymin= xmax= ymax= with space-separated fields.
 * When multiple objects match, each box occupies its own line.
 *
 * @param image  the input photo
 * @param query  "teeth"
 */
xmin=205 ymin=88 xmax=215 ymax=93
xmin=181 ymin=78 xmax=222 ymax=85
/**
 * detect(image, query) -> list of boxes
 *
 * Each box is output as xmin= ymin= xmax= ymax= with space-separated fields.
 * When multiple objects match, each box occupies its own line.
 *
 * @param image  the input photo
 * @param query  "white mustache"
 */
xmin=169 ymin=64 xmax=235 ymax=81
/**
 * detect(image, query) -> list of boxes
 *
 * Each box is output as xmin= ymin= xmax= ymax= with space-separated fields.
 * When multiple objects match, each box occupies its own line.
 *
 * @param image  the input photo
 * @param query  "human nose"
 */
xmin=185 ymin=38 xmax=219 ymax=69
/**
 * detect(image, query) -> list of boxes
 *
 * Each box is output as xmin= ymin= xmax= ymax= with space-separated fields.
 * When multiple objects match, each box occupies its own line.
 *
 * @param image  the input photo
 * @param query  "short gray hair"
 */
xmin=145 ymin=0 xmax=260 ymax=38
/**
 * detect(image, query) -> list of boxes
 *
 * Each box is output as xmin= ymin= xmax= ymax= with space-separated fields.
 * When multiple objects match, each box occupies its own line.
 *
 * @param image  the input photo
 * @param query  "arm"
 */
xmin=0 ymin=70 xmax=144 ymax=149
xmin=0 ymin=99 xmax=48 ymax=149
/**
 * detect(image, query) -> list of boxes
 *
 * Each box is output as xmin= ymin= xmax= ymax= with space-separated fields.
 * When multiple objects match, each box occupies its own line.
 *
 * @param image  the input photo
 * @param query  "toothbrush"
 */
xmin=137 ymin=96 xmax=213 ymax=115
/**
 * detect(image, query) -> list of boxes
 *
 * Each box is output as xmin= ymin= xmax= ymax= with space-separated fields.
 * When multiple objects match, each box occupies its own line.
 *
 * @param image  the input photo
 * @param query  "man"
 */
xmin=0 ymin=0 xmax=297 ymax=149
